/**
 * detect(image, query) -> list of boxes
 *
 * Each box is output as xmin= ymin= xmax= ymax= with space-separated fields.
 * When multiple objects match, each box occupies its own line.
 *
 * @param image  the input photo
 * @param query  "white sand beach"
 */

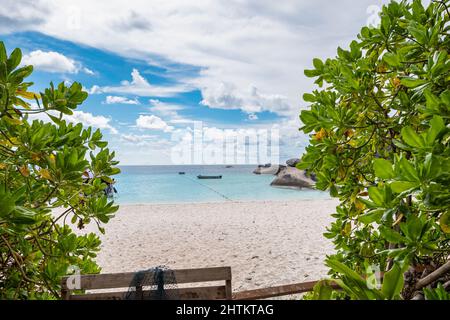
xmin=79 ymin=199 xmax=338 ymax=292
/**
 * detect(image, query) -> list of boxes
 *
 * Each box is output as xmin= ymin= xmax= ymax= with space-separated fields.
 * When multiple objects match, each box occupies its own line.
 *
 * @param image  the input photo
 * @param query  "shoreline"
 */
xmin=113 ymin=197 xmax=334 ymax=206
xmin=77 ymin=199 xmax=339 ymax=292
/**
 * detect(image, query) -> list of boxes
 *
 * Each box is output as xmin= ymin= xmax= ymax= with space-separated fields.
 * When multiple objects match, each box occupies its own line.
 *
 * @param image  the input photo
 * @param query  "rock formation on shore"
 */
xmin=270 ymin=166 xmax=315 ymax=189
xmin=285 ymin=158 xmax=300 ymax=167
xmin=252 ymin=158 xmax=316 ymax=189
xmin=253 ymin=164 xmax=285 ymax=175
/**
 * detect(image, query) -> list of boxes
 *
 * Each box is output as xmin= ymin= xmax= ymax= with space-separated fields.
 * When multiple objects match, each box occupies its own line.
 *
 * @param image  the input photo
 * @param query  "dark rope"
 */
xmin=182 ymin=175 xmax=233 ymax=201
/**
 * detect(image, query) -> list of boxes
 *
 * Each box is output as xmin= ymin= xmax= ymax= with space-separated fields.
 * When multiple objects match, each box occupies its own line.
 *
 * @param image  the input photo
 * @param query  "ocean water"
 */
xmin=113 ymin=165 xmax=330 ymax=204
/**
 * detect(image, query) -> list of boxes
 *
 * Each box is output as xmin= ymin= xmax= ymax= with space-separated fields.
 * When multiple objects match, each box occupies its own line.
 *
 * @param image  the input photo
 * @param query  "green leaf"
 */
xmin=381 ymin=15 xmax=391 ymax=35
xmin=441 ymin=90 xmax=450 ymax=105
xmin=424 ymin=90 xmax=440 ymax=111
xmin=360 ymin=26 xmax=370 ymax=38
xmin=390 ymin=181 xmax=419 ymax=193
xmin=0 ymin=42 xmax=7 ymax=62
xmin=440 ymin=211 xmax=450 ymax=234
xmin=357 ymin=197 xmax=377 ymax=209
xmin=383 ymin=53 xmax=400 ymax=67
xmin=359 ymin=209 xmax=384 ymax=224
xmin=304 ymin=69 xmax=319 ymax=77
xmin=401 ymin=126 xmax=424 ymax=148
xmin=311 ymin=280 xmax=333 ymax=300
xmin=326 ymin=258 xmax=366 ymax=284
xmin=380 ymin=227 xmax=405 ymax=244
xmin=95 ymin=141 xmax=108 ymax=148
xmin=381 ymin=264 xmax=404 ymax=299
xmin=407 ymin=21 xmax=428 ymax=45
xmin=9 ymin=65 xmax=33 ymax=81
xmin=373 ymin=159 xmax=394 ymax=179
xmin=423 ymin=284 xmax=450 ymax=300
xmin=300 ymin=110 xmax=317 ymax=126
xmin=313 ymin=58 xmax=323 ymax=70
xmin=405 ymin=215 xmax=423 ymax=241
xmin=0 ymin=189 xmax=16 ymax=216
xmin=368 ymin=186 xmax=384 ymax=206
xmin=48 ymin=113 xmax=62 ymax=125
xmin=400 ymin=78 xmax=427 ymax=88
xmin=326 ymin=258 xmax=385 ymax=300
xmin=7 ymin=48 xmax=22 ymax=72
xmin=10 ymin=206 xmax=36 ymax=225
xmin=398 ymin=158 xmax=419 ymax=182
xmin=350 ymin=40 xmax=361 ymax=59
xmin=426 ymin=115 xmax=445 ymax=145
xmin=303 ymin=93 xmax=316 ymax=103
xmin=330 ymin=184 xmax=338 ymax=197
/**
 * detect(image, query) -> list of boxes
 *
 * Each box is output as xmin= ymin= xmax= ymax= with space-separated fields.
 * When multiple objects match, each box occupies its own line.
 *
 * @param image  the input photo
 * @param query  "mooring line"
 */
xmin=182 ymin=175 xmax=233 ymax=201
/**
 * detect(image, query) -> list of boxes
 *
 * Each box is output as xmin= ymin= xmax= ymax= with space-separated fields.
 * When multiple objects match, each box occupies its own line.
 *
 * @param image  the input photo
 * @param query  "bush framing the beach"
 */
xmin=299 ymin=0 xmax=450 ymax=299
xmin=0 ymin=42 xmax=119 ymax=299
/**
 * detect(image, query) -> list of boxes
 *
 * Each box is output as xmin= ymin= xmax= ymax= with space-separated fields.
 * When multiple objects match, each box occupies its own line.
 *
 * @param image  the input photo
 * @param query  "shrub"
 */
xmin=299 ymin=0 xmax=450 ymax=299
xmin=0 ymin=42 xmax=119 ymax=299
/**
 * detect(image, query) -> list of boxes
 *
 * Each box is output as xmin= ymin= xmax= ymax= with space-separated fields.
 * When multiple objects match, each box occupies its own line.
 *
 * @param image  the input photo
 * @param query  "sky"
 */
xmin=0 ymin=0 xmax=389 ymax=165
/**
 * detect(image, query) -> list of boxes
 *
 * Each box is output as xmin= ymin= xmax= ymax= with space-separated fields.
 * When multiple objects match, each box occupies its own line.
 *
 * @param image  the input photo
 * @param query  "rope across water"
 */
xmin=182 ymin=175 xmax=233 ymax=201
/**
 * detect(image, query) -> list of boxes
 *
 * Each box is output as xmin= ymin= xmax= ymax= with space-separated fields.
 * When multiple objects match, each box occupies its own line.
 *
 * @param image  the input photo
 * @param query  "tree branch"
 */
xmin=415 ymin=259 xmax=450 ymax=290
xmin=0 ymin=234 xmax=38 ymax=285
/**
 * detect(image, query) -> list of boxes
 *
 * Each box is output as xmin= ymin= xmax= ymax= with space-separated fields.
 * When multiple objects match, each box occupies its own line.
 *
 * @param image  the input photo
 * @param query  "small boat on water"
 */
xmin=197 ymin=175 xmax=222 ymax=179
xmin=225 ymin=165 xmax=233 ymax=168
xmin=178 ymin=172 xmax=186 ymax=175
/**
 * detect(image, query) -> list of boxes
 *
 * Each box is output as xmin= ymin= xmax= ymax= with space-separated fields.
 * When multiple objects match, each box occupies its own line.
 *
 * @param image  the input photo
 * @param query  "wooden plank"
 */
xmin=170 ymin=267 xmax=231 ymax=284
xmin=60 ymin=288 xmax=70 ymax=300
xmin=69 ymin=285 xmax=226 ymax=300
xmin=225 ymin=279 xmax=232 ymax=300
xmin=61 ymin=266 xmax=231 ymax=291
xmin=232 ymin=280 xmax=340 ymax=300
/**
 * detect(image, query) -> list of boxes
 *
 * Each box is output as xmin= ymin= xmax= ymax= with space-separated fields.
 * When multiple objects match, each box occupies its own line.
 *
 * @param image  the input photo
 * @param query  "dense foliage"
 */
xmin=299 ymin=0 xmax=450 ymax=299
xmin=0 ymin=42 xmax=119 ymax=299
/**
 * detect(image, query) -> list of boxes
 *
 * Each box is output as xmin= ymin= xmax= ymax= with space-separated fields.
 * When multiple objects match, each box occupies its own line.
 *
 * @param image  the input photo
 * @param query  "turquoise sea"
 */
xmin=114 ymin=165 xmax=330 ymax=204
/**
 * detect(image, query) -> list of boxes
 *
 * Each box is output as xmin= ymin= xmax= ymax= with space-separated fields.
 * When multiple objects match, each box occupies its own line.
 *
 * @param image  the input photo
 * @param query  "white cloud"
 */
xmin=121 ymin=133 xmax=151 ymax=143
xmin=149 ymin=99 xmax=182 ymax=115
xmin=147 ymin=99 xmax=193 ymax=124
xmin=22 ymin=50 xmax=94 ymax=75
xmin=88 ymin=85 xmax=102 ymax=94
xmin=0 ymin=0 xmax=48 ymax=33
xmin=9 ymin=0 xmax=394 ymax=164
xmin=66 ymin=111 xmax=118 ymax=134
xmin=28 ymin=109 xmax=117 ymax=134
xmin=11 ymin=0 xmax=390 ymax=117
xmin=88 ymin=68 xmax=192 ymax=97
xmin=111 ymin=11 xmax=152 ymax=31
xmin=136 ymin=114 xmax=174 ymax=132
xmin=83 ymin=67 xmax=95 ymax=75
xmin=120 ymin=133 xmax=169 ymax=147
xmin=200 ymin=83 xmax=291 ymax=115
xmin=115 ymin=133 xmax=173 ymax=165
xmin=104 ymin=95 xmax=140 ymax=105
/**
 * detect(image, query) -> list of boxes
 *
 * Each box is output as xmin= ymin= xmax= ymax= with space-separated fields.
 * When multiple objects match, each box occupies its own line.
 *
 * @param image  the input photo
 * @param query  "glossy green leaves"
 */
xmin=0 ymin=41 xmax=120 ymax=299
xmin=299 ymin=0 xmax=450 ymax=300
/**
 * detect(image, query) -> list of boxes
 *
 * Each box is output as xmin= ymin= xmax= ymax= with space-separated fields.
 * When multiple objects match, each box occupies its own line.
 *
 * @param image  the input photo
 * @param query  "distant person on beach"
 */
xmin=104 ymin=178 xmax=118 ymax=198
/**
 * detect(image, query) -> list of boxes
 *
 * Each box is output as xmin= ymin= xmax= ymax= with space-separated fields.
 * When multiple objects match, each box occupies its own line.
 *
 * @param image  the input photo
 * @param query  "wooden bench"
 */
xmin=61 ymin=266 xmax=232 ymax=300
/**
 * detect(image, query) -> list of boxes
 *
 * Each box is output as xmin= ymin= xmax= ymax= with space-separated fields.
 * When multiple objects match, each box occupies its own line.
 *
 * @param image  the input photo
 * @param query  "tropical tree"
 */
xmin=0 ymin=41 xmax=120 ymax=299
xmin=299 ymin=0 xmax=450 ymax=299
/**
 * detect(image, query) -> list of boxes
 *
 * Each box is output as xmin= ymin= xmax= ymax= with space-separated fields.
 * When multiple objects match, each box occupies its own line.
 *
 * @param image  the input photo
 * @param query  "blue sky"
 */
xmin=1 ymin=0 xmax=388 ymax=165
